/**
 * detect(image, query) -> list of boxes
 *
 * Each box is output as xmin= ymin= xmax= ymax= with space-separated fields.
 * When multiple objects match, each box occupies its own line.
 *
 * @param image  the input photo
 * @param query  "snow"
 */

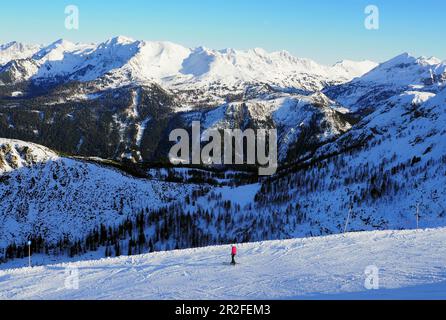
xmin=255 ymin=93 xmax=351 ymax=160
xmin=0 ymin=138 xmax=199 ymax=248
xmin=0 ymin=37 xmax=377 ymax=90
xmin=1 ymin=228 xmax=445 ymax=299
xmin=32 ymin=39 xmax=77 ymax=61
xmin=327 ymin=52 xmax=446 ymax=113
xmin=389 ymin=91 xmax=436 ymax=106
xmin=10 ymin=91 xmax=23 ymax=97
xmin=135 ymin=117 xmax=151 ymax=147
xmin=128 ymin=88 xmax=141 ymax=118
xmin=0 ymin=41 xmax=41 ymax=66
xmin=173 ymin=46 xmax=377 ymax=91
xmin=181 ymin=90 xmax=351 ymax=161
xmin=76 ymin=137 xmax=84 ymax=152
xmin=331 ymin=59 xmax=378 ymax=80
xmin=359 ymin=53 xmax=445 ymax=86
xmin=0 ymin=138 xmax=58 ymax=173
xmin=212 ymin=184 xmax=260 ymax=208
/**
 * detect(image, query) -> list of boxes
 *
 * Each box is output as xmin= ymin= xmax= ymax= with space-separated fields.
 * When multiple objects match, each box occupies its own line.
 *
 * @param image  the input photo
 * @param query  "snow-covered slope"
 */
xmin=325 ymin=53 xmax=446 ymax=113
xmin=0 ymin=138 xmax=58 ymax=173
xmin=359 ymin=53 xmax=445 ymax=85
xmin=331 ymin=59 xmax=378 ymax=81
xmin=1 ymin=228 xmax=445 ymax=299
xmin=0 ymin=138 xmax=197 ymax=249
xmin=172 ymin=47 xmax=376 ymax=90
xmin=0 ymin=42 xmax=41 ymax=66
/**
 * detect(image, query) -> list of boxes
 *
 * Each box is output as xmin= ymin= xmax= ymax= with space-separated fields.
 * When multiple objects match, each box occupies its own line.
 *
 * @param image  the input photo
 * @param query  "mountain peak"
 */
xmin=381 ymin=52 xmax=417 ymax=68
xmin=32 ymin=39 xmax=76 ymax=60
xmin=106 ymin=36 xmax=137 ymax=45
xmin=0 ymin=41 xmax=19 ymax=51
xmin=47 ymin=39 xmax=76 ymax=49
xmin=250 ymin=47 xmax=268 ymax=55
xmin=194 ymin=46 xmax=213 ymax=54
xmin=370 ymin=52 xmax=444 ymax=75
xmin=0 ymin=41 xmax=43 ymax=66
xmin=417 ymin=56 xmax=443 ymax=66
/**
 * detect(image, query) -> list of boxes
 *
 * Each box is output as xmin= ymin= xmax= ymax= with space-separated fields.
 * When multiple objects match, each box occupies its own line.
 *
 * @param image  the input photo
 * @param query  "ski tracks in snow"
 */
xmin=1 ymin=228 xmax=446 ymax=299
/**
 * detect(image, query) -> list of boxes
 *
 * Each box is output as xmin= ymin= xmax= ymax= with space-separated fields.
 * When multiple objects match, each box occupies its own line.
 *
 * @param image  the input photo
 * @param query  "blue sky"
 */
xmin=1 ymin=0 xmax=444 ymax=64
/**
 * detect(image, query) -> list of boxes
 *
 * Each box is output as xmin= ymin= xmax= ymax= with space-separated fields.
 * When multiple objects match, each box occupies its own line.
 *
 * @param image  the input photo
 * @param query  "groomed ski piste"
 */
xmin=1 ymin=227 xmax=446 ymax=300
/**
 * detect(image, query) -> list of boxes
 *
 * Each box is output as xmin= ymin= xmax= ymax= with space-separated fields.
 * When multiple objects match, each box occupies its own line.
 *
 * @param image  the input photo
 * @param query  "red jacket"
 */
xmin=231 ymin=246 xmax=237 ymax=255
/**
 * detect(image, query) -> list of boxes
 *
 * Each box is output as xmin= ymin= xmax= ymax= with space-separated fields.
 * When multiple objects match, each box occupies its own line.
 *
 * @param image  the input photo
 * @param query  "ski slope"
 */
xmin=1 ymin=228 xmax=446 ymax=300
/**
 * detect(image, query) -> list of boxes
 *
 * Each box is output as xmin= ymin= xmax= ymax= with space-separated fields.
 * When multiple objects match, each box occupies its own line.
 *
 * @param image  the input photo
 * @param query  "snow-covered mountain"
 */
xmin=264 ymin=85 xmax=446 ymax=231
xmin=325 ymin=53 xmax=446 ymax=113
xmin=0 ymin=38 xmax=444 ymax=168
xmin=0 ymin=138 xmax=57 ymax=173
xmin=0 ymin=36 xmax=377 ymax=91
xmin=0 ymin=138 xmax=198 ymax=249
xmin=0 ymin=42 xmax=41 ymax=66
xmin=183 ymin=90 xmax=352 ymax=161
xmin=0 ymin=37 xmax=379 ymax=163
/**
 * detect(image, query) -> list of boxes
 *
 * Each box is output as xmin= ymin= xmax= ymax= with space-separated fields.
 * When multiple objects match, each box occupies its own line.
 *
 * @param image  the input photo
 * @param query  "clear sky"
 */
xmin=1 ymin=0 xmax=444 ymax=65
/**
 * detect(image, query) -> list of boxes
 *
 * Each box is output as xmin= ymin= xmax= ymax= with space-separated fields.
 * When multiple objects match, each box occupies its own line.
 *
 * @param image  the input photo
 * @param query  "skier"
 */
xmin=231 ymin=245 xmax=237 ymax=265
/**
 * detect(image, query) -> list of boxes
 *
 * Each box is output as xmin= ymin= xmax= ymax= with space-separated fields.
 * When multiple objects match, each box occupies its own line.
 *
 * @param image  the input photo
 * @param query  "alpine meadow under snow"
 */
xmin=0 ymin=36 xmax=446 ymax=299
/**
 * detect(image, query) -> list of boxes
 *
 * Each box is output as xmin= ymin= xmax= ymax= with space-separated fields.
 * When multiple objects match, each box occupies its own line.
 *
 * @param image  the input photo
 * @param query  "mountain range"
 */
xmin=1 ymin=37 xmax=446 ymax=264
xmin=0 ymin=36 xmax=379 ymax=163
xmin=0 ymin=36 xmax=377 ymax=87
